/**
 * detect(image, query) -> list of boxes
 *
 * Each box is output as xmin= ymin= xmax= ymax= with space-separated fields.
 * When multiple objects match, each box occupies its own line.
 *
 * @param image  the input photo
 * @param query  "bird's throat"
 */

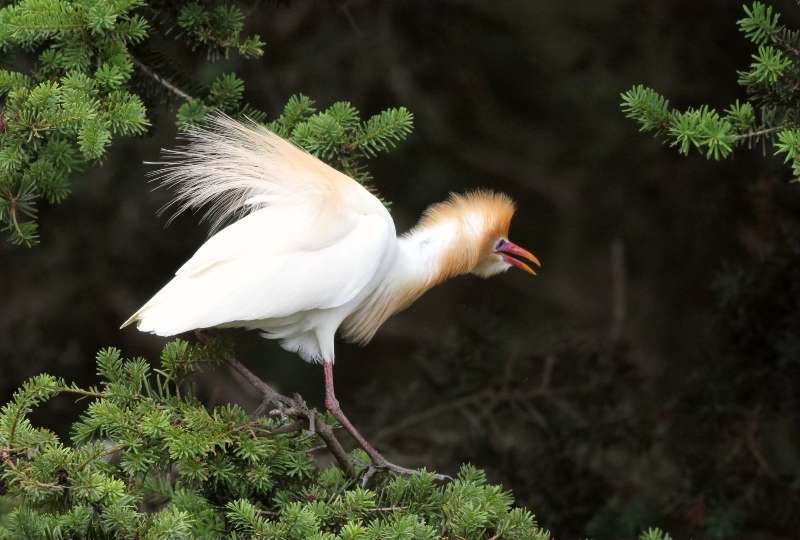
xmin=399 ymin=219 xmax=480 ymax=287
xmin=339 ymin=219 xmax=477 ymax=346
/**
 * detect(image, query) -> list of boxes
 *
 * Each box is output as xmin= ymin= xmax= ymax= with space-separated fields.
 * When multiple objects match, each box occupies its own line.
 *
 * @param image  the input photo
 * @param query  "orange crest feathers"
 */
xmin=419 ymin=190 xmax=516 ymax=244
xmin=413 ymin=189 xmax=517 ymax=279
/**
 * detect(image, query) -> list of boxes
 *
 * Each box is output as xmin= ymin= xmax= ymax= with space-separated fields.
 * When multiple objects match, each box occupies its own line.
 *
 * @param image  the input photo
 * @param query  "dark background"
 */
xmin=3 ymin=1 xmax=800 ymax=538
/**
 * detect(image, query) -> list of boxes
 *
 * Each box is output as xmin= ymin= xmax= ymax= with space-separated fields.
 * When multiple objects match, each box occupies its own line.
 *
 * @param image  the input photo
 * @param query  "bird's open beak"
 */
xmin=497 ymin=240 xmax=541 ymax=275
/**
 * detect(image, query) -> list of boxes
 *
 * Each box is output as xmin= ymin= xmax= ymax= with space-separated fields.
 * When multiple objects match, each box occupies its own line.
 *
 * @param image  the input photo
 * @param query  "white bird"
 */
xmin=121 ymin=114 xmax=540 ymax=474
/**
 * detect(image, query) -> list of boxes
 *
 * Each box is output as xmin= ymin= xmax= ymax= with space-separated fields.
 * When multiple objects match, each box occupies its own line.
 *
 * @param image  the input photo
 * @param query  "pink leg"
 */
xmin=323 ymin=361 xmax=419 ymax=476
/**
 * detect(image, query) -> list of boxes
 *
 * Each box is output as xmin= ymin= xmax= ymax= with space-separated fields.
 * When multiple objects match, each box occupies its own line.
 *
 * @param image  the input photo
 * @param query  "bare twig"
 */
xmin=373 ymin=363 xmax=601 ymax=445
xmin=734 ymin=125 xmax=784 ymax=145
xmin=609 ymin=238 xmax=626 ymax=343
xmin=131 ymin=56 xmax=194 ymax=102
xmin=372 ymin=383 xmax=567 ymax=445
xmin=743 ymin=411 xmax=777 ymax=480
xmin=500 ymin=354 xmax=516 ymax=395
xmin=339 ymin=1 xmax=364 ymax=36
xmin=539 ymin=355 xmax=556 ymax=391
xmin=224 ymin=353 xmax=293 ymax=408
xmin=372 ymin=388 xmax=495 ymax=444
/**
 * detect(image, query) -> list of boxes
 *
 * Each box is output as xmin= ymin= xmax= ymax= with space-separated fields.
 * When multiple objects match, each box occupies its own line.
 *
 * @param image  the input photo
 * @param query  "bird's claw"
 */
xmin=252 ymin=398 xmax=271 ymax=418
xmin=305 ymin=413 xmax=316 ymax=436
xmin=253 ymin=397 xmax=290 ymax=420
xmin=360 ymin=464 xmax=378 ymax=487
xmin=359 ymin=459 xmax=452 ymax=486
xmin=270 ymin=407 xmax=288 ymax=418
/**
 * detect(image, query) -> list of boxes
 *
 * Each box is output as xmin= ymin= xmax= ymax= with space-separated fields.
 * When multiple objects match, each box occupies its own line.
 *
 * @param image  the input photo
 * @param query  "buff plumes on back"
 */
xmin=151 ymin=114 xmax=340 ymax=233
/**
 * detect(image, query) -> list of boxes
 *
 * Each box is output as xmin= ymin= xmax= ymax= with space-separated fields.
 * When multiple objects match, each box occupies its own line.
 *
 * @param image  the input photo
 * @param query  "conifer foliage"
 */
xmin=0 ymin=340 xmax=551 ymax=539
xmin=0 ymin=0 xmax=413 ymax=246
xmin=621 ymin=2 xmax=800 ymax=179
xmin=0 ymin=2 xmax=689 ymax=538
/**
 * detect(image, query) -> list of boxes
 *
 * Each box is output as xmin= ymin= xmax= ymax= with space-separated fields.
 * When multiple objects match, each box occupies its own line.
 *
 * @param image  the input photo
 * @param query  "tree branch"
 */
xmin=224 ymin=353 xmax=293 ymax=408
xmin=372 ymin=377 xmax=597 ymax=445
xmin=734 ymin=125 xmax=784 ymax=142
xmin=131 ymin=56 xmax=194 ymax=102
xmin=609 ymin=238 xmax=626 ymax=343
xmin=195 ymin=332 xmax=356 ymax=478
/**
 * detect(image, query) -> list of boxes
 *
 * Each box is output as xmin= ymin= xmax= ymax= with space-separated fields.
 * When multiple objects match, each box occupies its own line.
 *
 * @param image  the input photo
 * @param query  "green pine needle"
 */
xmin=620 ymin=85 xmax=671 ymax=134
xmin=738 ymin=2 xmax=781 ymax=45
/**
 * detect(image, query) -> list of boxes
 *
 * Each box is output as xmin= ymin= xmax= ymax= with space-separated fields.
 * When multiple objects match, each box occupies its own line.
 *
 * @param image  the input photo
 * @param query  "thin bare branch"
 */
xmin=609 ymin=238 xmax=626 ymax=343
xmin=131 ymin=56 xmax=194 ymax=102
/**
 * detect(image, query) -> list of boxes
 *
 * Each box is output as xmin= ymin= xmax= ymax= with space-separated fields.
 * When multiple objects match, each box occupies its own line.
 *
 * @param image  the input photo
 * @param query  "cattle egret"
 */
xmin=121 ymin=114 xmax=540 ymax=475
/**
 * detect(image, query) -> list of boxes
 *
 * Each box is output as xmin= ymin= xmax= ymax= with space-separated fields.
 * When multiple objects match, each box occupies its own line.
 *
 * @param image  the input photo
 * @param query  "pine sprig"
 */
xmin=620 ymin=84 xmax=672 ymax=134
xmin=639 ymin=528 xmax=673 ymax=540
xmin=738 ymin=1 xmax=781 ymax=44
xmin=738 ymin=44 xmax=792 ymax=84
xmin=669 ymin=106 xmax=736 ymax=160
xmin=263 ymin=98 xmax=414 ymax=194
xmin=176 ymin=2 xmax=265 ymax=61
xmin=622 ymin=2 xmax=800 ymax=179
xmin=773 ymin=128 xmax=800 ymax=177
xmin=356 ymin=107 xmax=415 ymax=158
xmin=0 ymin=373 xmax=61 ymax=447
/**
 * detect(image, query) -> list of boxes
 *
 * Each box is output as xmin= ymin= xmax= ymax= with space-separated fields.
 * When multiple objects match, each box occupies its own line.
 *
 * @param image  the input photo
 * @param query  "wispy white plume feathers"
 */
xmin=151 ymin=113 xmax=343 ymax=233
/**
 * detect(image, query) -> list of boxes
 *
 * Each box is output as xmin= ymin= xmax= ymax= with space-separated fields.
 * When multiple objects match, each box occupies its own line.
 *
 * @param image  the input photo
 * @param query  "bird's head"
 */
xmin=472 ymin=235 xmax=541 ymax=278
xmin=418 ymin=190 xmax=541 ymax=279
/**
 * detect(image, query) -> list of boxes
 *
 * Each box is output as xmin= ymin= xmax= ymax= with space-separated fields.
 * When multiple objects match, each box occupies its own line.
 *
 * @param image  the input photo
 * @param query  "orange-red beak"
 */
xmin=496 ymin=240 xmax=541 ymax=275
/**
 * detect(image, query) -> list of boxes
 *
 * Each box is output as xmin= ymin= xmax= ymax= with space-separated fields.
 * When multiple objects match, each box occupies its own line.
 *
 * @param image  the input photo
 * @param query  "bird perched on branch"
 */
xmin=121 ymin=114 xmax=540 ymax=475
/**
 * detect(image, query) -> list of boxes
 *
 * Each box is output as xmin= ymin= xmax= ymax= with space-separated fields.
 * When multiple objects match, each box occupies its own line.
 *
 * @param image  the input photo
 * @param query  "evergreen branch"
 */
xmin=623 ymin=2 xmax=800 ymax=178
xmin=738 ymin=1 xmax=781 ymax=44
xmin=620 ymin=84 xmax=672 ymax=134
xmin=733 ymin=125 xmax=785 ymax=141
xmin=1 ymin=374 xmax=60 ymax=445
xmin=7 ymin=197 xmax=35 ymax=247
xmin=60 ymin=386 xmax=105 ymax=399
xmin=75 ymin=442 xmax=122 ymax=472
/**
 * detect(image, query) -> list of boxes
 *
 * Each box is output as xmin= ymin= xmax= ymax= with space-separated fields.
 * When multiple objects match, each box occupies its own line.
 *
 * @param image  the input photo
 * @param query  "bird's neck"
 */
xmin=340 ymin=217 xmax=478 ymax=345
xmin=373 ymin=217 xmax=481 ymax=318
xmin=396 ymin=218 xmax=479 ymax=289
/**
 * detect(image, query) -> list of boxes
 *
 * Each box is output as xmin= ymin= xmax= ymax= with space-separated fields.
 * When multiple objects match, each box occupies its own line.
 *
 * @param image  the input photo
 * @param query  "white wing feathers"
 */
xmin=124 ymin=212 xmax=391 ymax=336
xmin=122 ymin=114 xmax=394 ymax=336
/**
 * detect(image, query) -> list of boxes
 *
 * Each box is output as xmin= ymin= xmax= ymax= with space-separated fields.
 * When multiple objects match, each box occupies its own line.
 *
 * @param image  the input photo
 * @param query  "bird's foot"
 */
xmin=305 ymin=412 xmax=316 ymax=436
xmin=252 ymin=396 xmax=291 ymax=420
xmin=252 ymin=397 xmax=273 ymax=418
xmin=292 ymin=393 xmax=316 ymax=436
xmin=360 ymin=456 xmax=452 ymax=486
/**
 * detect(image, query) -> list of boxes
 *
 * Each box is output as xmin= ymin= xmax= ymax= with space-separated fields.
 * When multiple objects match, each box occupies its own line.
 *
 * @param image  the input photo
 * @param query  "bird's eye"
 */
xmin=495 ymin=238 xmax=507 ymax=251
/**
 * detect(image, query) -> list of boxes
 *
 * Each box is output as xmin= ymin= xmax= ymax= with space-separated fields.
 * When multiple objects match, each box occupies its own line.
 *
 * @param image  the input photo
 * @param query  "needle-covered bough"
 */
xmin=122 ymin=114 xmax=540 ymax=476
